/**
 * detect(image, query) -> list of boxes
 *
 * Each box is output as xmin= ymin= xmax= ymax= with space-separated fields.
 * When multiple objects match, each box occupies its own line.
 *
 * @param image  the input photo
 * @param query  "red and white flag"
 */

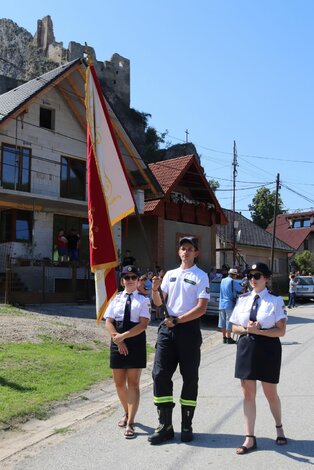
xmin=85 ymin=64 xmax=135 ymax=323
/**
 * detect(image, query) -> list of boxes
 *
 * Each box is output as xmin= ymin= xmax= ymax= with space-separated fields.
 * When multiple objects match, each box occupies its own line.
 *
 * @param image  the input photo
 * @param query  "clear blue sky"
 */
xmin=2 ymin=0 xmax=314 ymax=216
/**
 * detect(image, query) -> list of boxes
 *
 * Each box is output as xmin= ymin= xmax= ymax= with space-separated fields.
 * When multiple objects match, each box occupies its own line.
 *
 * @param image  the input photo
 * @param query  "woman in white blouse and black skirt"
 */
xmin=230 ymin=262 xmax=288 ymax=455
xmin=105 ymin=265 xmax=150 ymax=439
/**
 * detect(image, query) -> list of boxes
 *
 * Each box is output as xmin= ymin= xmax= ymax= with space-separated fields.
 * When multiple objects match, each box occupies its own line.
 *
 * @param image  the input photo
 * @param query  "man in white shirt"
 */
xmin=148 ymin=236 xmax=210 ymax=445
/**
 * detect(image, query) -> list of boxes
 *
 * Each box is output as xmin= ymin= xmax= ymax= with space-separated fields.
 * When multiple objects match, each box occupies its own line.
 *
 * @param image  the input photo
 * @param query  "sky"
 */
xmin=1 ymin=0 xmax=314 ymax=217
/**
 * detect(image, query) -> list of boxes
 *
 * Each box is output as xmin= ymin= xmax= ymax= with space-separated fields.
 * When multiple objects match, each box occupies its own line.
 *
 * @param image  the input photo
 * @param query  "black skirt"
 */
xmin=110 ymin=321 xmax=147 ymax=369
xmin=235 ymin=334 xmax=282 ymax=384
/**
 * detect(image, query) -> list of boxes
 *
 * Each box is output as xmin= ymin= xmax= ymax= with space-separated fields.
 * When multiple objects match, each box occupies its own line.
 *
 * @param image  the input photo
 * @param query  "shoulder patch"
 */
xmin=268 ymin=291 xmax=279 ymax=297
xmin=184 ymin=279 xmax=196 ymax=285
xmin=170 ymin=277 xmax=176 ymax=282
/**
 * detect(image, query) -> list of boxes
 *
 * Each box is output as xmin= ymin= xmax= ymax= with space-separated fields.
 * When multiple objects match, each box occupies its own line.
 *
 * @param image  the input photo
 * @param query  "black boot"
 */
xmin=181 ymin=406 xmax=195 ymax=442
xmin=148 ymin=405 xmax=175 ymax=445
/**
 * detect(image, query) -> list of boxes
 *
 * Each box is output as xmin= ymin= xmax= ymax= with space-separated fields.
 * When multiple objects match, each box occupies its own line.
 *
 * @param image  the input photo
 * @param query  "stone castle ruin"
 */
xmin=0 ymin=15 xmax=130 ymax=107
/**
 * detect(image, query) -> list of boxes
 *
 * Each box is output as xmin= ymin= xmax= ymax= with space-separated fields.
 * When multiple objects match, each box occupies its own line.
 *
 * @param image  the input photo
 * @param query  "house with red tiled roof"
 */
xmin=218 ymin=209 xmax=293 ymax=290
xmin=266 ymin=211 xmax=314 ymax=263
xmin=121 ymin=155 xmax=227 ymax=272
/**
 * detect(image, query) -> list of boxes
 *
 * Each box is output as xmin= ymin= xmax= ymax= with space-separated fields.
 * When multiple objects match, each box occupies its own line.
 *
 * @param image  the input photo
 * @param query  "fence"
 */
xmin=1 ymin=256 xmax=94 ymax=305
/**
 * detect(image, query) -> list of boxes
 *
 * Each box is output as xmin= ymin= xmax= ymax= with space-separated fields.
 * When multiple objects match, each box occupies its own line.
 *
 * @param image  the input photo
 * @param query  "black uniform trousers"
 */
xmin=152 ymin=320 xmax=202 ymax=408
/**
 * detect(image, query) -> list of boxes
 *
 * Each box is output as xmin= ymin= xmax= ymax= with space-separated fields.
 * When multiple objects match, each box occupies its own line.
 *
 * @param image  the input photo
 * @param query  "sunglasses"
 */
xmin=123 ymin=275 xmax=138 ymax=281
xmin=247 ymin=272 xmax=263 ymax=280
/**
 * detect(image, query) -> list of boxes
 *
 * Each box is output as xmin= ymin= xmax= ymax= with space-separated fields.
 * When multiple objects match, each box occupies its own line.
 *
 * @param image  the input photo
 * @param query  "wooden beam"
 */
xmin=56 ymin=84 xmax=86 ymax=131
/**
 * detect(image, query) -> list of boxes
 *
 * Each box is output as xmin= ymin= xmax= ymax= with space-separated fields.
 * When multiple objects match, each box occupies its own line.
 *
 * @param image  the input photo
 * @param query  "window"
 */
xmin=60 ymin=156 xmax=86 ymax=201
xmin=292 ymin=219 xmax=311 ymax=228
xmin=1 ymin=144 xmax=31 ymax=192
xmin=40 ymin=107 xmax=55 ymax=130
xmin=0 ymin=209 xmax=33 ymax=242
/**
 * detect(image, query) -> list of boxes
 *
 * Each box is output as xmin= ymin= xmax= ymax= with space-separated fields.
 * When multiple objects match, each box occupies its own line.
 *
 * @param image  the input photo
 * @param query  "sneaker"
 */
xmin=227 ymin=337 xmax=236 ymax=344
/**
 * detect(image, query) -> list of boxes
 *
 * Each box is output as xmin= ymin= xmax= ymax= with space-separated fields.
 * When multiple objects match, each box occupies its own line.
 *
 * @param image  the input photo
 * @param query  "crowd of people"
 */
xmin=103 ymin=241 xmax=288 ymax=455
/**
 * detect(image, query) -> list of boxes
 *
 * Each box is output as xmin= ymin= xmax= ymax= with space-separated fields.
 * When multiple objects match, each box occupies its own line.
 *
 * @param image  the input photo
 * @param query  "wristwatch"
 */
xmin=171 ymin=317 xmax=179 ymax=326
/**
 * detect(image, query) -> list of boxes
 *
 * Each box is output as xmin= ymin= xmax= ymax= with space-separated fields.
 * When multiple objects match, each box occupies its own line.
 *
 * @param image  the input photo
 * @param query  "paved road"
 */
xmin=3 ymin=303 xmax=314 ymax=469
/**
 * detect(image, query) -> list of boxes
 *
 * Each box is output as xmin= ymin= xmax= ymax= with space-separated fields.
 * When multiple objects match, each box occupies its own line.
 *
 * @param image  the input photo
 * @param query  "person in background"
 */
xmin=55 ymin=229 xmax=68 ymax=263
xmin=104 ymin=265 xmax=150 ymax=439
xmin=230 ymin=262 xmax=288 ymax=455
xmin=218 ymin=268 xmax=243 ymax=344
xmin=137 ymin=274 xmax=151 ymax=298
xmin=145 ymin=271 xmax=153 ymax=294
xmin=67 ymin=228 xmax=80 ymax=263
xmin=208 ymin=268 xmax=217 ymax=283
xmin=287 ymin=273 xmax=299 ymax=308
xmin=122 ymin=250 xmax=136 ymax=267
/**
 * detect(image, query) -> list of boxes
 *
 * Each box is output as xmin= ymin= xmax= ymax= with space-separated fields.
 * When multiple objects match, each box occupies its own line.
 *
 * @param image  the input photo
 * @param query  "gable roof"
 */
xmin=218 ymin=208 xmax=293 ymax=251
xmin=0 ymin=58 xmax=82 ymax=123
xmin=0 ymin=59 xmax=162 ymax=199
xmin=145 ymin=155 xmax=227 ymax=225
xmin=266 ymin=211 xmax=314 ymax=250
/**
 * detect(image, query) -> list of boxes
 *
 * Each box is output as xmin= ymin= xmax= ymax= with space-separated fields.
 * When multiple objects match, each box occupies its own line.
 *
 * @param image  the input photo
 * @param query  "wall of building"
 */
xmin=163 ymin=219 xmax=212 ymax=272
xmin=1 ymin=87 xmax=86 ymax=199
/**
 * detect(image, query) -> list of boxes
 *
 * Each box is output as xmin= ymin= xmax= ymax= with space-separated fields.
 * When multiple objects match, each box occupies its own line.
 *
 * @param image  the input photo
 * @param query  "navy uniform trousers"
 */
xmin=152 ymin=320 xmax=202 ymax=408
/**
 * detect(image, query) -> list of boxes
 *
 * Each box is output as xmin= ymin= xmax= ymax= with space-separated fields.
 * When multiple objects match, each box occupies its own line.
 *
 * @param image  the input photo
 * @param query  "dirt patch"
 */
xmin=0 ymin=304 xmax=217 ymax=347
xmin=0 ymin=306 xmax=162 ymax=348
xmin=0 ymin=312 xmax=109 ymax=347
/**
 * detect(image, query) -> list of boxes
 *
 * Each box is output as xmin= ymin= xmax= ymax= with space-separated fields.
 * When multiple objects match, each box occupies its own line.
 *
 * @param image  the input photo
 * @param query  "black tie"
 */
xmin=123 ymin=293 xmax=132 ymax=329
xmin=249 ymin=294 xmax=260 ymax=322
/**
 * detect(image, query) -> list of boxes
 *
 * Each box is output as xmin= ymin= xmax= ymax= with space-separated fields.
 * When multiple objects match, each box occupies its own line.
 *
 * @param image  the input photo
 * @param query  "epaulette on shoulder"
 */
xmin=268 ymin=290 xmax=279 ymax=296
xmin=239 ymin=291 xmax=251 ymax=298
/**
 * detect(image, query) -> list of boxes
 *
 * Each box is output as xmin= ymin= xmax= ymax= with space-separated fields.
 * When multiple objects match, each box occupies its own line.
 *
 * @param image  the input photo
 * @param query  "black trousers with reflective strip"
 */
xmin=152 ymin=320 xmax=202 ymax=407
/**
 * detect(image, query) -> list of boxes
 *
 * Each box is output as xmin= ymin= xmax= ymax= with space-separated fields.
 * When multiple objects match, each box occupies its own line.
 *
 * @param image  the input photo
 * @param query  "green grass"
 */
xmin=0 ymin=304 xmax=25 ymax=316
xmin=0 ymin=337 xmax=155 ymax=426
xmin=0 ymin=339 xmax=111 ymax=425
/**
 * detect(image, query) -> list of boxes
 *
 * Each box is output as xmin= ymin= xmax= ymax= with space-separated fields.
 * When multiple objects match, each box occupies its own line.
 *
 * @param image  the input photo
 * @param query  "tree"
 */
xmin=249 ymin=187 xmax=286 ymax=229
xmin=294 ymin=250 xmax=314 ymax=274
xmin=207 ymin=178 xmax=220 ymax=192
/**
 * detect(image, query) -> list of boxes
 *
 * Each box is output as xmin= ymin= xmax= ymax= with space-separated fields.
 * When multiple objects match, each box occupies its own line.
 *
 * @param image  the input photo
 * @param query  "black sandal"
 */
xmin=124 ymin=424 xmax=136 ymax=439
xmin=236 ymin=435 xmax=257 ymax=455
xmin=118 ymin=413 xmax=128 ymax=427
xmin=275 ymin=424 xmax=287 ymax=445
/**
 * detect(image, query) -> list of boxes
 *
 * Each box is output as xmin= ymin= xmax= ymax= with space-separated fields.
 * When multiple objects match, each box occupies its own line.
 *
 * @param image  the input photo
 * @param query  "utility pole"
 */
xmin=232 ymin=140 xmax=239 ymax=266
xmin=185 ymin=129 xmax=189 ymax=143
xmin=270 ymin=173 xmax=280 ymax=275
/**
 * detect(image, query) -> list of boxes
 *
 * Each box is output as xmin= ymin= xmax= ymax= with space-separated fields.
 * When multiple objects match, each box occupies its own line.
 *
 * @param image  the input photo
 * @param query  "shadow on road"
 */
xmin=286 ymin=315 xmax=314 ymax=325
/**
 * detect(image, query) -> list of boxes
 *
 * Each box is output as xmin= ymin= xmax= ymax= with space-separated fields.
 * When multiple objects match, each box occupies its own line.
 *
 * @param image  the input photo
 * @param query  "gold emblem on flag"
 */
xmin=88 ymin=207 xmax=97 ymax=249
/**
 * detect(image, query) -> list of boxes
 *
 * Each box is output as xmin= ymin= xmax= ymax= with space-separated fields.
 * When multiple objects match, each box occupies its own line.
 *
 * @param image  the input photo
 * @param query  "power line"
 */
xmin=2 ymin=55 xmax=314 ymax=172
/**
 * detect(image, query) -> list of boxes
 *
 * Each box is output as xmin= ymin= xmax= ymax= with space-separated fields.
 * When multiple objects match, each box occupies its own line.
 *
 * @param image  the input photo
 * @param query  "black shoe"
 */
xmin=227 ymin=337 xmax=236 ymax=344
xmin=148 ymin=406 xmax=175 ymax=445
xmin=181 ymin=427 xmax=193 ymax=442
xmin=181 ymin=405 xmax=195 ymax=442
xmin=148 ymin=424 xmax=174 ymax=445
xmin=223 ymin=337 xmax=227 ymax=344
xmin=236 ymin=435 xmax=257 ymax=455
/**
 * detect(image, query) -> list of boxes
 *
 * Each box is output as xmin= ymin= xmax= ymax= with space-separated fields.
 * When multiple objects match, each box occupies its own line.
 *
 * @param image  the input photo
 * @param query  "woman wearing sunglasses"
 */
xmin=104 ymin=265 xmax=150 ymax=439
xmin=229 ymin=262 xmax=288 ymax=454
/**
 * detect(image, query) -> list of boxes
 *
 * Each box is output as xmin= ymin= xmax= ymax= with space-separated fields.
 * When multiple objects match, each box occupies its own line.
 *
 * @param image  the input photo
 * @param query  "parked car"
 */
xmin=295 ymin=276 xmax=314 ymax=301
xmin=205 ymin=276 xmax=245 ymax=316
xmin=205 ymin=277 xmax=221 ymax=316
